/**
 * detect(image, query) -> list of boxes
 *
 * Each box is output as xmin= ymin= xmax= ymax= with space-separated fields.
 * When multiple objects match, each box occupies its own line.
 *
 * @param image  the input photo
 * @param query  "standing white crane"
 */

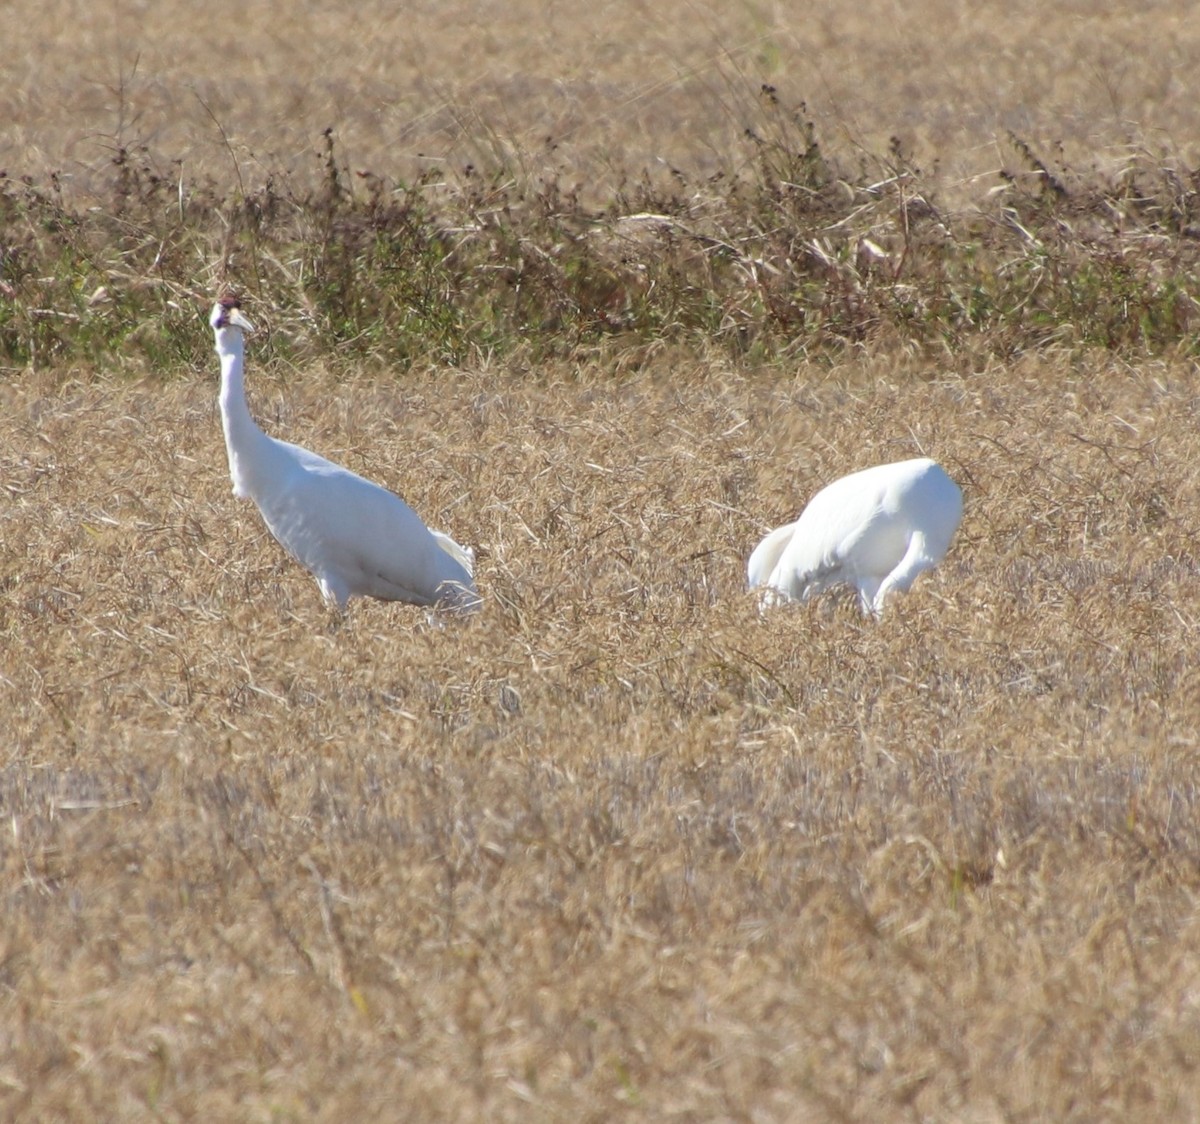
xmin=210 ymin=296 xmax=479 ymax=613
xmin=748 ymin=457 xmax=962 ymax=617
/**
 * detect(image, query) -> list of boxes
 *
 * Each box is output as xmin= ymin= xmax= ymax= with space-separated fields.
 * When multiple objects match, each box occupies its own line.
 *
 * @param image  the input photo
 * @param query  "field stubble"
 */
xmin=3 ymin=348 xmax=1199 ymax=1119
xmin=4 ymin=0 xmax=1198 ymax=201
xmin=4 ymin=0 xmax=1200 ymax=1119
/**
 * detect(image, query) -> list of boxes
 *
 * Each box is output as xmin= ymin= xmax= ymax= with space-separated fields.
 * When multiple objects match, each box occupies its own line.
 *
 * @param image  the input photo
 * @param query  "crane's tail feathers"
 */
xmin=431 ymin=530 xmax=476 ymax=577
xmin=747 ymin=521 xmax=797 ymax=590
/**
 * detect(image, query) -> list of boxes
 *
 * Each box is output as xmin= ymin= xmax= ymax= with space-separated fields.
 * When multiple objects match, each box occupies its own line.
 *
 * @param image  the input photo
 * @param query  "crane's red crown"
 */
xmin=211 ymin=294 xmax=250 ymax=331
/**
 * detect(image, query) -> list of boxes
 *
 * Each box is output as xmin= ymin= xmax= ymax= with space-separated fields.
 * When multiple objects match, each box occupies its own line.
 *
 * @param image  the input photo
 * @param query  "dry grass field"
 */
xmin=4 ymin=1 xmax=1200 ymax=1121
xmin=4 ymin=0 xmax=1200 ymax=202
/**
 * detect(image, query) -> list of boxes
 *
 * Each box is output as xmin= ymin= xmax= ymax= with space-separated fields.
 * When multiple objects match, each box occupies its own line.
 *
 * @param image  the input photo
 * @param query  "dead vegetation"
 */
xmin=3 ymin=1 xmax=1200 ymax=1120
xmin=3 ymin=350 xmax=1199 ymax=1120
xmin=5 ymin=3 xmax=1200 ymax=373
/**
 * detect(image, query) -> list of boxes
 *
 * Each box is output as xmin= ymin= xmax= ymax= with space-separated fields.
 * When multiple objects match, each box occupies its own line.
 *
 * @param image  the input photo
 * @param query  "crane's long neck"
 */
xmin=217 ymin=331 xmax=273 ymax=499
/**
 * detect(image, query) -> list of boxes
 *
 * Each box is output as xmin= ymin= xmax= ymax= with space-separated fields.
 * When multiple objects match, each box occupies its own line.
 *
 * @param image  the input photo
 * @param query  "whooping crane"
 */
xmin=211 ymin=297 xmax=479 ymax=613
xmin=748 ymin=457 xmax=962 ymax=617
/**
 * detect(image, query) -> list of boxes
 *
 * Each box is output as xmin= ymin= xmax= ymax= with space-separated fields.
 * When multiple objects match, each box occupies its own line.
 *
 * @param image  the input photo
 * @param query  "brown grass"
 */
xmin=4 ymin=0 xmax=1199 ymax=202
xmin=4 ymin=348 xmax=1200 ymax=1120
xmin=4 ymin=1 xmax=1200 ymax=1120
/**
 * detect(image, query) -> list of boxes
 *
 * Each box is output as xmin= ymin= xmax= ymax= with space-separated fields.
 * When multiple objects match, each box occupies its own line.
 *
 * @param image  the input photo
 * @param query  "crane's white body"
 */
xmin=211 ymin=302 xmax=478 ymax=613
xmin=748 ymin=457 xmax=962 ymax=616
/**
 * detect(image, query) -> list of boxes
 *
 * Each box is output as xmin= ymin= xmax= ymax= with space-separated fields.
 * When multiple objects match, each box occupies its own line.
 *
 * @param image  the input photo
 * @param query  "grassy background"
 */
xmin=3 ymin=1 xmax=1200 ymax=1120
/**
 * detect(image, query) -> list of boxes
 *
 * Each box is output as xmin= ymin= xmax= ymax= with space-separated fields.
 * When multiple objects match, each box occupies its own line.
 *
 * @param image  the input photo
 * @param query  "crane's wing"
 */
xmin=774 ymin=478 xmax=897 ymax=594
xmin=756 ymin=468 xmax=909 ymax=601
xmin=750 ymin=458 xmax=963 ymax=613
xmin=255 ymin=447 xmax=476 ymax=608
xmin=430 ymin=530 xmax=475 ymax=577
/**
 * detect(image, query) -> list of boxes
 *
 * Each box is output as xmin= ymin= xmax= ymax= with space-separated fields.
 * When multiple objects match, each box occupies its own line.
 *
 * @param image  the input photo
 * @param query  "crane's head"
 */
xmin=210 ymin=295 xmax=255 ymax=335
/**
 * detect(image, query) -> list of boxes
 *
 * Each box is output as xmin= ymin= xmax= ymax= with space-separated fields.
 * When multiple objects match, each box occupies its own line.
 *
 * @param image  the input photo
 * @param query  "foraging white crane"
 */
xmin=748 ymin=457 xmax=962 ymax=617
xmin=210 ymin=296 xmax=479 ymax=613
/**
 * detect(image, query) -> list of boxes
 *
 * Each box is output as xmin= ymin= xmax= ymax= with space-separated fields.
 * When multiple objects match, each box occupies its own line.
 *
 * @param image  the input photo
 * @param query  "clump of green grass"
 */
xmin=2 ymin=98 xmax=1198 ymax=375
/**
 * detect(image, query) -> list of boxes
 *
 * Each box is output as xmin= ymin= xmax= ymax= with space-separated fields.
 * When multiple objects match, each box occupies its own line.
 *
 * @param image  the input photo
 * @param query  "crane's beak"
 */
xmin=226 ymin=308 xmax=255 ymax=333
